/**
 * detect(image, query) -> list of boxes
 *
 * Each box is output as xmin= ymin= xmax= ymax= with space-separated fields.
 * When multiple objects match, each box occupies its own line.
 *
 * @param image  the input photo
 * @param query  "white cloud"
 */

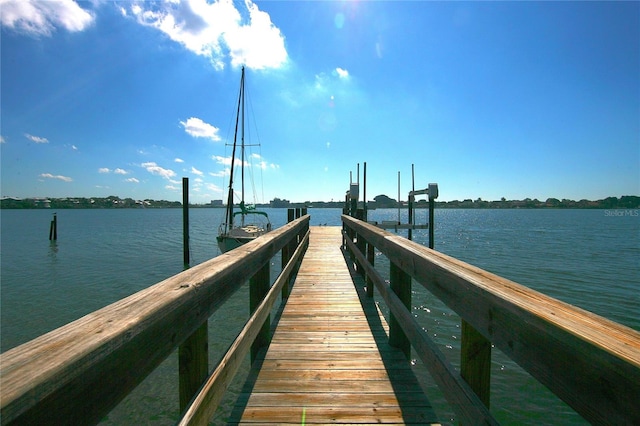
xmin=141 ymin=162 xmax=176 ymax=179
xmin=114 ymin=168 xmax=128 ymax=175
xmin=25 ymin=133 xmax=49 ymax=143
xmin=206 ymin=183 xmax=223 ymax=193
xmin=213 ymin=155 xmax=233 ymax=166
xmin=0 ymin=136 xmax=5 ymax=143
xmin=175 ymin=158 xmax=184 ymax=163
xmin=225 ymin=0 xmax=288 ymax=69
xmin=98 ymin=167 xmax=110 ymax=173
xmin=128 ymin=0 xmax=287 ymax=70
xmin=71 ymin=145 xmax=78 ymax=150
xmin=191 ymin=166 xmax=204 ymax=176
xmin=180 ymin=117 xmax=221 ymax=141
xmin=209 ymin=169 xmax=230 ymax=178
xmin=40 ymin=173 xmax=72 ymax=182
xmin=126 ymin=177 xmax=140 ymax=183
xmin=1 ymin=0 xmax=94 ymax=36
xmin=335 ymin=67 xmax=349 ymax=79
xmin=213 ymin=153 xmax=275 ymax=170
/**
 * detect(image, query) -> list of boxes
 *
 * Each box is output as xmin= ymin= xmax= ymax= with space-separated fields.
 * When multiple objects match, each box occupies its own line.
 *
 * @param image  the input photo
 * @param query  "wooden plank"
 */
xmin=230 ymin=227 xmax=438 ymax=425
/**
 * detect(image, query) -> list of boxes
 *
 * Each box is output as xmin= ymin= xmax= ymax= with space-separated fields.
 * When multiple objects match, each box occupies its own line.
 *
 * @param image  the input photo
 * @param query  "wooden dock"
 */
xmin=3 ymin=214 xmax=639 ymax=425
xmin=229 ymin=227 xmax=439 ymax=424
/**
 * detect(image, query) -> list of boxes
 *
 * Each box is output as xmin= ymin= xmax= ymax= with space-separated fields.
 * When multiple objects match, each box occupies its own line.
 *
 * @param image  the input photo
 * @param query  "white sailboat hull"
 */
xmin=217 ymin=224 xmax=270 ymax=253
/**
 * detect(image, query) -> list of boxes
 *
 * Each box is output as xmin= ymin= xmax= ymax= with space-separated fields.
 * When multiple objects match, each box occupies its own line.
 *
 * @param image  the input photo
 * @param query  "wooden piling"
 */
xmin=389 ymin=261 xmax=411 ymax=359
xmin=179 ymin=323 xmax=208 ymax=413
xmin=178 ymin=177 xmax=209 ymax=413
xmin=461 ymin=320 xmax=492 ymax=408
xmin=366 ymin=239 xmax=375 ymax=298
xmin=49 ymin=213 xmax=57 ymax=241
xmin=250 ymin=263 xmax=270 ymax=363
xmin=429 ymin=197 xmax=435 ymax=249
xmin=182 ymin=177 xmax=190 ymax=266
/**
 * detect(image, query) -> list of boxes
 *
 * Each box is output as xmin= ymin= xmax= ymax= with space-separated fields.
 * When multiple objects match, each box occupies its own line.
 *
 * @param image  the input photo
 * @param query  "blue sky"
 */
xmin=1 ymin=0 xmax=638 ymax=204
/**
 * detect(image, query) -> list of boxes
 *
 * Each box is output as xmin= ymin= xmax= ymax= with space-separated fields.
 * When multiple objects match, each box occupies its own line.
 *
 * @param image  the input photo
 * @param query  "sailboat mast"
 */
xmin=240 ymin=66 xmax=246 ymax=226
xmin=225 ymin=67 xmax=244 ymax=230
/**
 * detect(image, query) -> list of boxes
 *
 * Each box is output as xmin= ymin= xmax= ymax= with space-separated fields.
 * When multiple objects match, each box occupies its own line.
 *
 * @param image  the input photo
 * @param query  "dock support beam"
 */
xmin=461 ymin=320 xmax=492 ymax=408
xmin=366 ymin=240 xmax=375 ymax=298
xmin=250 ymin=263 xmax=271 ymax=363
xmin=179 ymin=323 xmax=209 ymax=413
xmin=389 ymin=262 xmax=411 ymax=359
xmin=178 ymin=177 xmax=209 ymax=414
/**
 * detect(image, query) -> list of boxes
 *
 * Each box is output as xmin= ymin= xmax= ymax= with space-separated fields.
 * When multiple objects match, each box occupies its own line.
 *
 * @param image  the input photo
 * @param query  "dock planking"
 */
xmin=228 ymin=226 xmax=439 ymax=425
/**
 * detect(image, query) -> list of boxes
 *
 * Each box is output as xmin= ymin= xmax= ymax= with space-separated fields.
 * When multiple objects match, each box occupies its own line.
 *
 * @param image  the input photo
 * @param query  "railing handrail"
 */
xmin=0 ymin=215 xmax=310 ymax=425
xmin=342 ymin=214 xmax=640 ymax=425
xmin=178 ymin=228 xmax=310 ymax=425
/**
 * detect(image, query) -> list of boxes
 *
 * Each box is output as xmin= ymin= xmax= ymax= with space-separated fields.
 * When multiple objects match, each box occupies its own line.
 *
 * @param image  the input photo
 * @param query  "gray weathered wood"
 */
xmin=179 ymin=321 xmax=208 ymax=413
xmin=343 ymin=214 xmax=640 ymax=425
xmin=461 ymin=319 xmax=491 ymax=408
xmin=389 ymin=261 xmax=411 ymax=359
xmin=250 ymin=262 xmax=270 ymax=363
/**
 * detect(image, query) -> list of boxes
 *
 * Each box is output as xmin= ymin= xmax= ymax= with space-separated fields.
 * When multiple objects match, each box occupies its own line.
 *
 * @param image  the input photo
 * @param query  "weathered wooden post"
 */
xmin=461 ymin=320 xmax=492 ymax=408
xmin=363 ymin=162 xmax=367 ymax=222
xmin=178 ymin=177 xmax=208 ymax=413
xmin=428 ymin=183 xmax=438 ymax=249
xmin=408 ymin=194 xmax=413 ymax=241
xmin=355 ymin=209 xmax=366 ymax=277
xmin=281 ymin=209 xmax=295 ymax=299
xmin=49 ymin=213 xmax=57 ymax=241
xmin=389 ymin=262 xmax=411 ymax=359
xmin=182 ymin=177 xmax=190 ymax=266
xmin=366 ymin=241 xmax=375 ymax=298
xmin=179 ymin=323 xmax=208 ymax=412
xmin=250 ymin=263 xmax=270 ymax=363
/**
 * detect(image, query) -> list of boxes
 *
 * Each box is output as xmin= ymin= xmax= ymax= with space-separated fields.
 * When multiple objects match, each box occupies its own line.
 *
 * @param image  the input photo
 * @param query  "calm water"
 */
xmin=1 ymin=208 xmax=638 ymax=424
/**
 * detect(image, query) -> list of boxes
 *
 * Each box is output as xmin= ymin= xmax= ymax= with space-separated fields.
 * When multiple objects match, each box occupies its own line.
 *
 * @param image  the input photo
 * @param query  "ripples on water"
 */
xmin=367 ymin=208 xmax=638 ymax=425
xmin=1 ymin=208 xmax=637 ymax=424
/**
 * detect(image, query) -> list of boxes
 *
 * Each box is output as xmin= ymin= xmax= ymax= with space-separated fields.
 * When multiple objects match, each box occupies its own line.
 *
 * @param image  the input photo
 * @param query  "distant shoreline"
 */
xmin=1 ymin=195 xmax=638 ymax=210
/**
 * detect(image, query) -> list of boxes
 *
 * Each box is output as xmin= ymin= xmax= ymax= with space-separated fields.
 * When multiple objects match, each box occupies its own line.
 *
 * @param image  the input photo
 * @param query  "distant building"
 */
xmin=270 ymin=198 xmax=290 ymax=208
xmin=210 ymin=199 xmax=223 ymax=207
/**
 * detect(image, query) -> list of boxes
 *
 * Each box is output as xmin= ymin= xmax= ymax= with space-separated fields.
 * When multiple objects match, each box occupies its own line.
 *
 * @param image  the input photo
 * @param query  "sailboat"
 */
xmin=217 ymin=67 xmax=272 ymax=253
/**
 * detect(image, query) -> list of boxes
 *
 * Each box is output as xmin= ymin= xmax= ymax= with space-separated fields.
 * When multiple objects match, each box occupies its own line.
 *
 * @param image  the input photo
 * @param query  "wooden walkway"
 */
xmin=229 ymin=226 xmax=439 ymax=425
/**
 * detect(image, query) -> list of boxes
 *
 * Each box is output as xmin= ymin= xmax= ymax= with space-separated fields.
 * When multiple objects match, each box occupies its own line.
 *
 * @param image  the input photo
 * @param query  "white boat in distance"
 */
xmin=217 ymin=67 xmax=272 ymax=253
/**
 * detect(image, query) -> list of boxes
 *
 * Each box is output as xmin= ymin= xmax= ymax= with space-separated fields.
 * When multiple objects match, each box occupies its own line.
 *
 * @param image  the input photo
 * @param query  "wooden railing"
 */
xmin=342 ymin=214 xmax=640 ymax=425
xmin=0 ymin=215 xmax=310 ymax=426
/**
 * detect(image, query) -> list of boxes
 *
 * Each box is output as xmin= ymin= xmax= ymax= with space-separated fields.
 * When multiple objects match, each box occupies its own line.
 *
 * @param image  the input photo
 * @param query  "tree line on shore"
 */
xmin=1 ymin=195 xmax=638 ymax=209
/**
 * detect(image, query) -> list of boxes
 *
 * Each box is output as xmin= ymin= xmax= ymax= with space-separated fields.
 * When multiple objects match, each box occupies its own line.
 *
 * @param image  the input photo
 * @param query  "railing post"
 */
xmin=429 ymin=196 xmax=435 ymax=249
xmin=281 ymin=210 xmax=296 ymax=299
xmin=461 ymin=320 xmax=492 ymax=408
xmin=178 ymin=177 xmax=208 ymax=414
xmin=179 ymin=322 xmax=208 ymax=413
xmin=389 ymin=262 xmax=411 ymax=359
xmin=366 ymin=241 xmax=375 ymax=297
xmin=355 ymin=211 xmax=366 ymax=278
xmin=250 ymin=262 xmax=270 ymax=363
